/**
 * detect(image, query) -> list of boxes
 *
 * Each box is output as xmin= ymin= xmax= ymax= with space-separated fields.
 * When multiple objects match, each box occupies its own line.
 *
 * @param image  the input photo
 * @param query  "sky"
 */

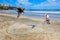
xmin=0 ymin=0 xmax=60 ymax=9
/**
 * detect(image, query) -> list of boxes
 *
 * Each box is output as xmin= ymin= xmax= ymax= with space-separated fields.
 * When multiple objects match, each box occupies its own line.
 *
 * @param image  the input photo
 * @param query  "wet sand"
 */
xmin=0 ymin=13 xmax=60 ymax=40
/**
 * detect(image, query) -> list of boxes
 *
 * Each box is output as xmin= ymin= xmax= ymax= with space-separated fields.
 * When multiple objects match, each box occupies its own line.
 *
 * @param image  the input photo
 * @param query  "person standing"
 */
xmin=45 ymin=14 xmax=50 ymax=24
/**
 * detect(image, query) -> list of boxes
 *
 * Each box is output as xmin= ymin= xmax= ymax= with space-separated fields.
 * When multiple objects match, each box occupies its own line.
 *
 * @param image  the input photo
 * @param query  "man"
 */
xmin=45 ymin=14 xmax=50 ymax=24
xmin=17 ymin=8 xmax=24 ymax=18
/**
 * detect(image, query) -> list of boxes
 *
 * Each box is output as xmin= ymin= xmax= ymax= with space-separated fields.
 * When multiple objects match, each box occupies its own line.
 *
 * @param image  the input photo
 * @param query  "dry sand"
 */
xmin=0 ymin=13 xmax=60 ymax=40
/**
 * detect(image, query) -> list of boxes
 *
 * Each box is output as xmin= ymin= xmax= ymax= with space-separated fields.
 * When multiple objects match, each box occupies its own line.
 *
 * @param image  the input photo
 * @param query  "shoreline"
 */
xmin=0 ymin=10 xmax=60 ymax=21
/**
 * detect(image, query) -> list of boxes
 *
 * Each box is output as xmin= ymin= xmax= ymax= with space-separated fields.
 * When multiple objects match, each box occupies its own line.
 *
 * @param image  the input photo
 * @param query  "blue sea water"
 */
xmin=0 ymin=10 xmax=60 ymax=20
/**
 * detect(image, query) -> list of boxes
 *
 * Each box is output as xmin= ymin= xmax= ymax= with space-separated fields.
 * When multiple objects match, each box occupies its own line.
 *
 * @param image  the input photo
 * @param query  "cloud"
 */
xmin=31 ymin=0 xmax=60 ymax=9
xmin=34 ymin=0 xmax=57 ymax=6
xmin=17 ymin=0 xmax=32 ymax=7
xmin=17 ymin=0 xmax=60 ymax=9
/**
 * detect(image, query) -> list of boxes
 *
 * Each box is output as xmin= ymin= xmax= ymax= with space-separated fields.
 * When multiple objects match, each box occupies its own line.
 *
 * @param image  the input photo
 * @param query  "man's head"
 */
xmin=17 ymin=8 xmax=24 ymax=13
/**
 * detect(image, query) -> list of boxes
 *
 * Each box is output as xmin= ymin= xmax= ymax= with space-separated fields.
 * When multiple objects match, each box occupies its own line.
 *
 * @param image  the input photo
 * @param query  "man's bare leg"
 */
xmin=17 ymin=12 xmax=20 ymax=18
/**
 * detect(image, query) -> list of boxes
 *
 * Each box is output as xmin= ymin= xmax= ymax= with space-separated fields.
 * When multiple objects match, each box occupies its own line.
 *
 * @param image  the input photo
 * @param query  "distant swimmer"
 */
xmin=17 ymin=8 xmax=24 ymax=18
xmin=45 ymin=14 xmax=50 ymax=24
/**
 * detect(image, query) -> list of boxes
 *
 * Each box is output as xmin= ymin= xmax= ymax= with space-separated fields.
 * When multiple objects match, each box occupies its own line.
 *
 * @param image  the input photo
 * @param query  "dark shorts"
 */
xmin=46 ymin=20 xmax=49 ymax=21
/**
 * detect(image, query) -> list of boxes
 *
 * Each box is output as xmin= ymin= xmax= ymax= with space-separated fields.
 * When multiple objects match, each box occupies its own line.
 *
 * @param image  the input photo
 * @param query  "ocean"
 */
xmin=0 ymin=10 xmax=60 ymax=20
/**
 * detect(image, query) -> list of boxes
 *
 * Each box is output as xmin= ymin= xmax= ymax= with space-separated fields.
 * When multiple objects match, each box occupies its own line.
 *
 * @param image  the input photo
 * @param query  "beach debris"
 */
xmin=32 ymin=25 xmax=36 ymax=29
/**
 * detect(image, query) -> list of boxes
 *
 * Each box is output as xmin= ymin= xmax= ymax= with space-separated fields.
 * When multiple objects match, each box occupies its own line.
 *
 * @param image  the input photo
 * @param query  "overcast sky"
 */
xmin=0 ymin=0 xmax=60 ymax=9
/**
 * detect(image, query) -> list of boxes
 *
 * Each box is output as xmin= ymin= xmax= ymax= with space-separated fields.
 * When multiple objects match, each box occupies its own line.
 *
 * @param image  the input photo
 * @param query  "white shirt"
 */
xmin=47 ymin=15 xmax=49 ymax=18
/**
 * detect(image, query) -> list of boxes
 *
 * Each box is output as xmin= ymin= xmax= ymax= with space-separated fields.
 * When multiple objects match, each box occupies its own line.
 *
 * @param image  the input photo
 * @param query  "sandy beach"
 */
xmin=0 ymin=13 xmax=60 ymax=40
